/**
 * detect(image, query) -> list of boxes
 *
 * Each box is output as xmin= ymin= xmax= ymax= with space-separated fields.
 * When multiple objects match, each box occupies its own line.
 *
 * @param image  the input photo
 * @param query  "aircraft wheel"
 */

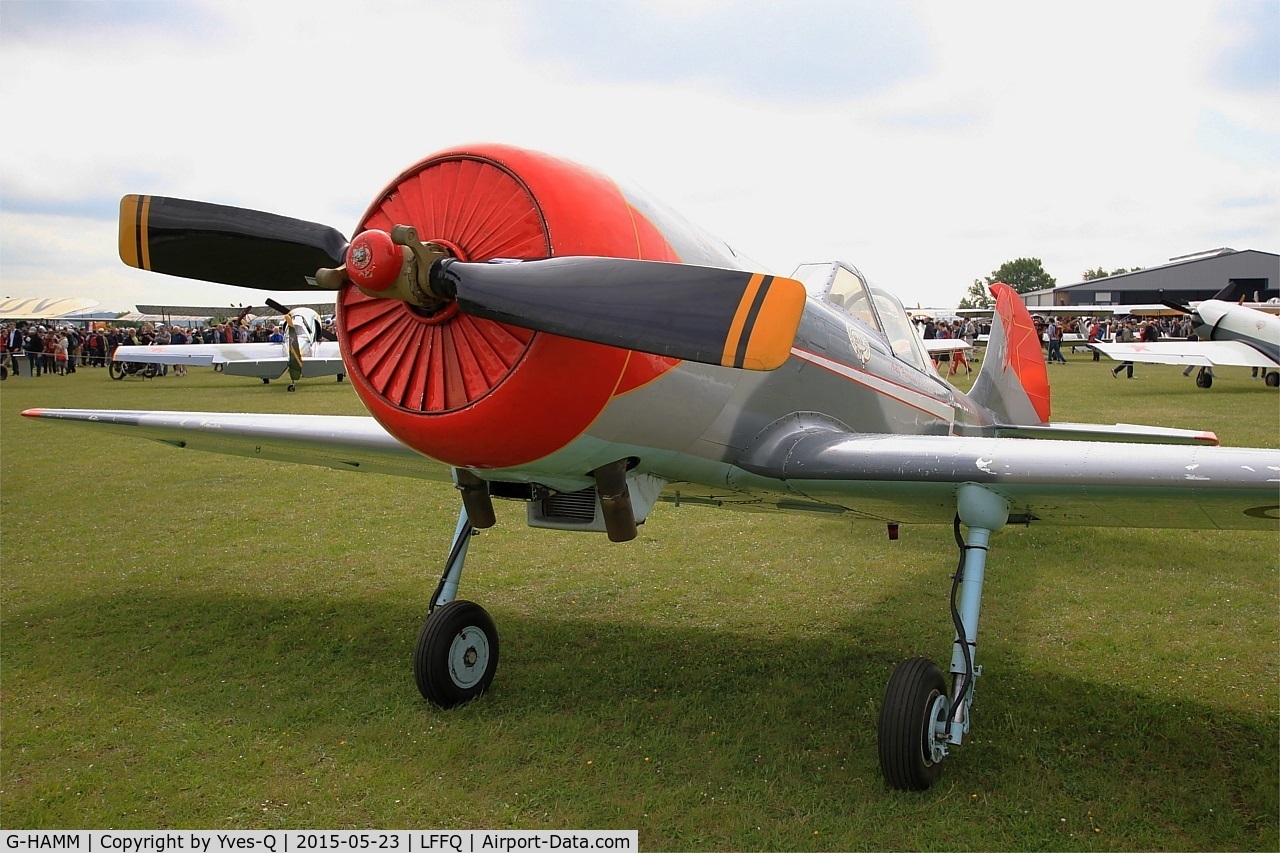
xmin=337 ymin=374 xmax=345 ymax=382
xmin=414 ymin=600 xmax=499 ymax=708
xmin=1266 ymin=371 xmax=1279 ymax=388
xmin=262 ymin=378 xmax=271 ymax=384
xmin=287 ymin=383 xmax=296 ymax=392
xmin=1195 ymin=368 xmax=1212 ymax=389
xmin=109 ymin=362 xmax=125 ymax=380
xmin=878 ymin=657 xmax=949 ymax=791
xmin=143 ymin=364 xmax=158 ymax=378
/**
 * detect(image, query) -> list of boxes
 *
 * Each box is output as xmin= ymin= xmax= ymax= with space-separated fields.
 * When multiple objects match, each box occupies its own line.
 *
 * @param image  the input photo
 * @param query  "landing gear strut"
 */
xmin=879 ymin=483 xmax=1008 ymax=790
xmin=413 ymin=472 xmax=500 ymax=708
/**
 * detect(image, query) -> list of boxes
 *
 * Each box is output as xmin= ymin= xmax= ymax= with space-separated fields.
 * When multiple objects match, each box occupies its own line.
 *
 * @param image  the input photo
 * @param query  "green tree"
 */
xmin=957 ymin=258 xmax=1056 ymax=309
xmin=1081 ymin=265 xmax=1144 ymax=281
xmin=989 ymin=257 xmax=1056 ymax=293
xmin=957 ymin=278 xmax=993 ymax=310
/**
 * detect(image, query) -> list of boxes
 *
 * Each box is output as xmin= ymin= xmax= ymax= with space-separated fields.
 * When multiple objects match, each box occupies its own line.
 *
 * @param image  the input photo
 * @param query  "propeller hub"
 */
xmin=346 ymin=229 xmax=403 ymax=292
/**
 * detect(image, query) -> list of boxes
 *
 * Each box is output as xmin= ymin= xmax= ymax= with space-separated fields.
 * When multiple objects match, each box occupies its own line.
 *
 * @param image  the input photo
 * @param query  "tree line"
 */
xmin=957 ymin=259 xmax=1143 ymax=309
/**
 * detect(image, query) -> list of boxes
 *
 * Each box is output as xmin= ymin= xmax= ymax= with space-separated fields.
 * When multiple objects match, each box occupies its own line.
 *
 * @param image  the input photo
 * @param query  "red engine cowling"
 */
xmin=337 ymin=145 xmax=685 ymax=470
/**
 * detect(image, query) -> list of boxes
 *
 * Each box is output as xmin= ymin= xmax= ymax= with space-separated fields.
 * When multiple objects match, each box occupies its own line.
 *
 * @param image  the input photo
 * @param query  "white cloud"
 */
xmin=0 ymin=0 xmax=1275 ymax=311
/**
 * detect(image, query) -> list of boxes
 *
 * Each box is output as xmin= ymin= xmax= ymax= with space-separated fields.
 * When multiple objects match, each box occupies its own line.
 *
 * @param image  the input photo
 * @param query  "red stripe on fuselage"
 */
xmin=791 ymin=346 xmax=955 ymax=423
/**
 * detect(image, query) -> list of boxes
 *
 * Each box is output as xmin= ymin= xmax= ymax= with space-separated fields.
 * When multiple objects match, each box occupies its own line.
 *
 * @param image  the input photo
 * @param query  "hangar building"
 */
xmin=1042 ymin=248 xmax=1278 ymax=307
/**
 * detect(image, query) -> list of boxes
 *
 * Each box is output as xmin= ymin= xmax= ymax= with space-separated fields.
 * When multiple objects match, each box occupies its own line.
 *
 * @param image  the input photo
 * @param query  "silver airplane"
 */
xmin=1091 ymin=292 xmax=1280 ymax=388
xmin=24 ymin=144 xmax=1279 ymax=791
xmin=113 ymin=304 xmax=344 ymax=391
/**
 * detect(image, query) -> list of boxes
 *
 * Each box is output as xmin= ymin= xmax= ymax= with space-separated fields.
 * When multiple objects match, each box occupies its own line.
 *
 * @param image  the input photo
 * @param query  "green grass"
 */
xmin=2 ymin=357 xmax=1277 ymax=849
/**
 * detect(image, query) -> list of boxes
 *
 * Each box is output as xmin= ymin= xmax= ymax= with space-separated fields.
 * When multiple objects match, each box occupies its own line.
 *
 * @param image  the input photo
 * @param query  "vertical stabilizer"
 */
xmin=968 ymin=282 xmax=1051 ymax=425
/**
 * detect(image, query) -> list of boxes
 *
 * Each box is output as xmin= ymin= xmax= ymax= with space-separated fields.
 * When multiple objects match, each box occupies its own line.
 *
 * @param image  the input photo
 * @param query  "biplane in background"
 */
xmin=25 ymin=145 xmax=1279 ymax=791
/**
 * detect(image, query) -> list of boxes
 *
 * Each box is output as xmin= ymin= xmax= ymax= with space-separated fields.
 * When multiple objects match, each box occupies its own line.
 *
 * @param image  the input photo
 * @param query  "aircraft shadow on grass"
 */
xmin=8 ymin=570 xmax=1274 ymax=827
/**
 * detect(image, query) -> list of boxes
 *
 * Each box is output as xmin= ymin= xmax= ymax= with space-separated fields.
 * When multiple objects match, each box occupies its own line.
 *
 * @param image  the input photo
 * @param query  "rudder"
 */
xmin=968 ymin=282 xmax=1051 ymax=425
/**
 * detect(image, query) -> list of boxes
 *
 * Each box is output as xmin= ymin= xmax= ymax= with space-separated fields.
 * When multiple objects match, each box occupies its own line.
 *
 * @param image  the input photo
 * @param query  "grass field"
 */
xmin=1 ymin=355 xmax=1276 ymax=850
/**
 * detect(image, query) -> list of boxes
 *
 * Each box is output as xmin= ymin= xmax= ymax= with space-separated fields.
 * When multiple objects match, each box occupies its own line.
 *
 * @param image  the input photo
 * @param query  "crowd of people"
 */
xmin=0 ymin=312 xmax=1199 ymax=382
xmin=918 ymin=317 xmax=980 ymax=377
xmin=1 ymin=318 xmax=338 ymax=379
xmin=911 ymin=313 xmax=1200 ymax=380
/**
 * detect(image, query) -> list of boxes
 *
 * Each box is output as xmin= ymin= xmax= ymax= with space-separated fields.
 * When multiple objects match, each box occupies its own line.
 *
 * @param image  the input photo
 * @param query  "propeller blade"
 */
xmin=119 ymin=195 xmax=349 ymax=291
xmin=1161 ymin=299 xmax=1192 ymax=314
xmin=430 ymin=257 xmax=807 ymax=371
xmin=265 ymin=298 xmax=291 ymax=314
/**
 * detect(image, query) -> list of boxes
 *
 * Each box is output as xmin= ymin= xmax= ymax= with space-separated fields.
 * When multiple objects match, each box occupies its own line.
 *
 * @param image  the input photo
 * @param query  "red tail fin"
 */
xmin=968 ymin=282 xmax=1051 ymax=424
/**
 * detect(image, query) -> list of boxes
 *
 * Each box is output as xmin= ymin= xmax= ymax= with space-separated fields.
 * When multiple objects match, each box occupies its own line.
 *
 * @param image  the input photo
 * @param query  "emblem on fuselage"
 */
xmin=846 ymin=324 xmax=872 ymax=364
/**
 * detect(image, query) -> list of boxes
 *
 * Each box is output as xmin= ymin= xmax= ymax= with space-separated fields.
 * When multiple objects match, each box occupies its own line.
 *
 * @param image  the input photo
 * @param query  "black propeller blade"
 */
xmin=429 ymin=256 xmax=806 ymax=371
xmin=119 ymin=195 xmax=348 ymax=291
xmin=115 ymin=196 xmax=807 ymax=371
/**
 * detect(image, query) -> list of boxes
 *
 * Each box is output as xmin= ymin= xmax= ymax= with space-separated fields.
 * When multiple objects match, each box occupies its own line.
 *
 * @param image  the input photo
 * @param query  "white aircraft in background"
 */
xmin=1091 ymin=295 xmax=1280 ymax=388
xmin=113 ymin=302 xmax=344 ymax=390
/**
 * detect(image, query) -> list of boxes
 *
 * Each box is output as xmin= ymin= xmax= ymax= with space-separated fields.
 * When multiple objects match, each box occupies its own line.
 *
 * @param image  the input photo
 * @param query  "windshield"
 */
xmin=871 ymin=288 xmax=931 ymax=371
xmin=791 ymin=262 xmax=880 ymax=331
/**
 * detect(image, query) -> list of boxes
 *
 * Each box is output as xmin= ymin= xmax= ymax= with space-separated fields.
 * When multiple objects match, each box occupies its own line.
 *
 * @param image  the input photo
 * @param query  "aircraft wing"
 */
xmin=19 ymin=410 xmax=1279 ymax=532
xmin=921 ymin=338 xmax=974 ymax=355
xmin=113 ymin=342 xmax=346 ymax=379
xmin=733 ymin=430 xmax=1279 ymax=531
xmin=19 ymin=409 xmax=452 ymax=482
xmin=1090 ymin=340 xmax=1278 ymax=369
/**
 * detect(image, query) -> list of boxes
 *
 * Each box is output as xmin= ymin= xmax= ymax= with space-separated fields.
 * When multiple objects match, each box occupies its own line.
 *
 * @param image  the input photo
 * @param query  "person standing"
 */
xmin=25 ymin=327 xmax=44 ymax=377
xmin=1086 ymin=318 xmax=1102 ymax=362
xmin=1111 ymin=321 xmax=1137 ymax=378
xmin=1045 ymin=318 xmax=1067 ymax=364
xmin=7 ymin=322 xmax=26 ymax=377
xmin=170 ymin=326 xmax=188 ymax=376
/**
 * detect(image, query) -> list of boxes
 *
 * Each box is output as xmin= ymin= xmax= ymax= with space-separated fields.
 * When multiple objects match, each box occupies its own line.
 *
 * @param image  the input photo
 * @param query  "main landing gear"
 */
xmin=413 ymin=471 xmax=501 ymax=708
xmin=878 ymin=483 xmax=1008 ymax=791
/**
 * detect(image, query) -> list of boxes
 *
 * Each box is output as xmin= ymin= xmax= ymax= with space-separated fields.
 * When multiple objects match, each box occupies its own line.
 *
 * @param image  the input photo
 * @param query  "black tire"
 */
xmin=287 ymin=384 xmax=296 ymax=392
xmin=879 ymin=657 xmax=949 ymax=791
xmin=414 ymin=600 xmax=499 ymax=708
xmin=109 ymin=362 xmax=125 ymax=380
xmin=143 ymin=364 xmax=158 ymax=378
xmin=262 ymin=378 xmax=271 ymax=384
xmin=1195 ymin=368 xmax=1212 ymax=389
xmin=1266 ymin=371 xmax=1279 ymax=388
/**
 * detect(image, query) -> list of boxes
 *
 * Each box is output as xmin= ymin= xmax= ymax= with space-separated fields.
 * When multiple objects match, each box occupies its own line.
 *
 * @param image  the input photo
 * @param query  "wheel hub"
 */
xmin=448 ymin=626 xmax=490 ymax=689
xmin=926 ymin=693 xmax=950 ymax=764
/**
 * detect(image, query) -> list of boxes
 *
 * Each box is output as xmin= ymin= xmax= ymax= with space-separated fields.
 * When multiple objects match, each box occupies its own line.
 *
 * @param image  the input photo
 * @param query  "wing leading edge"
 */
xmin=19 ymin=409 xmax=452 ymax=482
xmin=733 ymin=429 xmax=1280 ymax=530
xmin=1090 ymin=340 xmax=1278 ymax=369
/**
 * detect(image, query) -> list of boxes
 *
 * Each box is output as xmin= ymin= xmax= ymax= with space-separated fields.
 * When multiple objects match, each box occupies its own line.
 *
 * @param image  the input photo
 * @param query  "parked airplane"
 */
xmin=25 ymin=145 xmax=1279 ymax=791
xmin=1091 ymin=296 xmax=1280 ymax=388
xmin=112 ymin=303 xmax=344 ymax=390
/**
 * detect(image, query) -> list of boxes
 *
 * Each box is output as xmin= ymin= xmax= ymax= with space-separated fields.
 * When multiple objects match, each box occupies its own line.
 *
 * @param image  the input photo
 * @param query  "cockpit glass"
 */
xmin=827 ymin=268 xmax=879 ymax=330
xmin=871 ymin=289 xmax=930 ymax=371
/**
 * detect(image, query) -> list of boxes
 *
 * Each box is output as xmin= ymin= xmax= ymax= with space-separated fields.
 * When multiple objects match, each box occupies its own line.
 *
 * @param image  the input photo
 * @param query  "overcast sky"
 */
xmin=1 ymin=0 xmax=1276 ymax=312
